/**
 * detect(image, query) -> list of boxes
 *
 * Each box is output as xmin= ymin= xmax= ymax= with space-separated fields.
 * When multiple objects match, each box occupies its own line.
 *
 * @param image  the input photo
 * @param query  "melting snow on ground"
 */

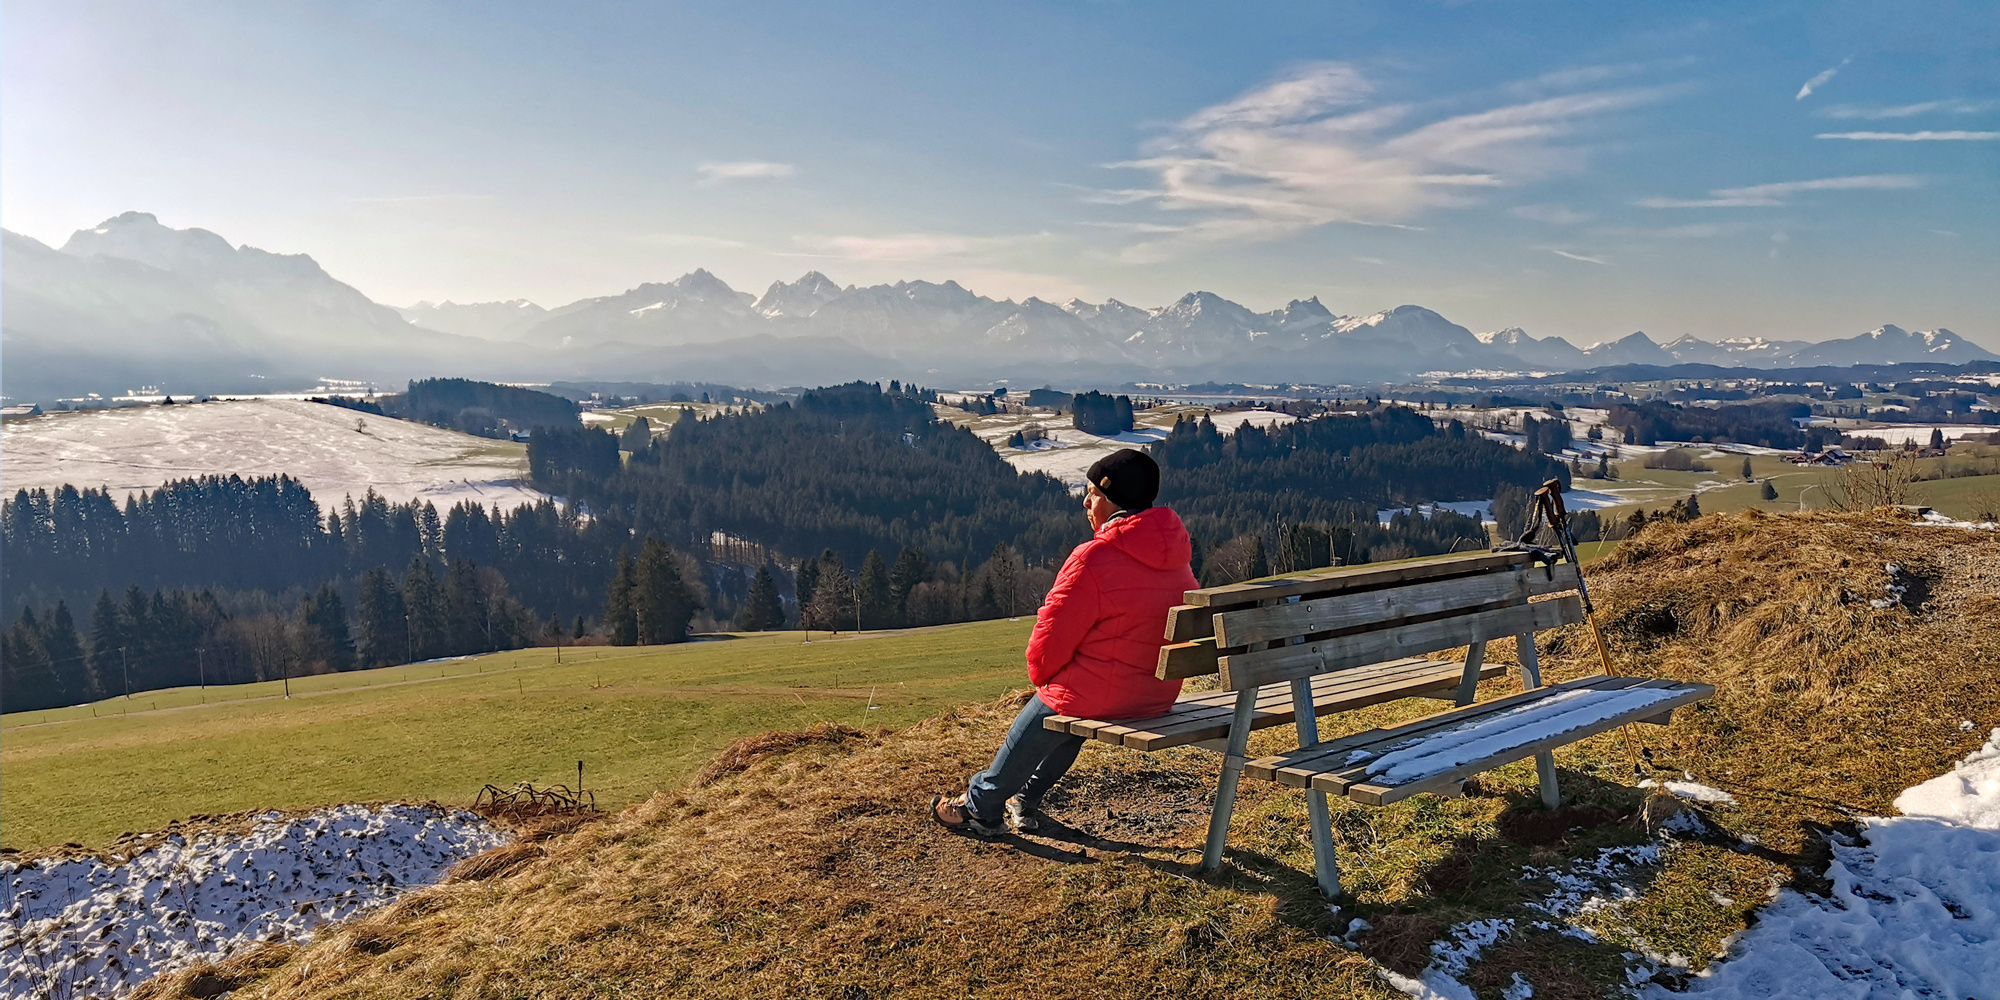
xmin=0 ymin=804 xmax=506 ymax=999
xmin=1660 ymin=727 xmax=2000 ymax=998
xmin=1376 ymin=728 xmax=2000 ymax=999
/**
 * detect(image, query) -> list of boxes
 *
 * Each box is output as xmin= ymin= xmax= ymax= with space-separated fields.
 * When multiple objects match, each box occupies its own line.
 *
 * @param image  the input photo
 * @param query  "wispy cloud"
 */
xmin=696 ymin=161 xmax=796 ymax=182
xmin=1511 ymin=203 xmax=1592 ymax=225
xmin=1795 ymin=57 xmax=1850 ymax=101
xmin=1098 ymin=62 xmax=1671 ymax=259
xmin=1638 ymin=174 xmax=1921 ymax=208
xmin=1550 ymin=249 xmax=1610 ymax=265
xmin=1816 ymin=130 xmax=2000 ymax=141
xmin=787 ymin=231 xmax=1050 ymax=261
xmin=1816 ymin=98 xmax=2000 ymax=119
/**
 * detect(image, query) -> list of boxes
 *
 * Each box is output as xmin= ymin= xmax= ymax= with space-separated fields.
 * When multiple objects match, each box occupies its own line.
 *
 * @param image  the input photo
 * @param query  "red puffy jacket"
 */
xmin=1027 ymin=506 xmax=1198 ymax=719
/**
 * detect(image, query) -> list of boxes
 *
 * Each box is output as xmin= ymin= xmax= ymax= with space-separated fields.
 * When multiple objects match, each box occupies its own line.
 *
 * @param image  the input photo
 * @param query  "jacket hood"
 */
xmin=1095 ymin=506 xmax=1193 ymax=571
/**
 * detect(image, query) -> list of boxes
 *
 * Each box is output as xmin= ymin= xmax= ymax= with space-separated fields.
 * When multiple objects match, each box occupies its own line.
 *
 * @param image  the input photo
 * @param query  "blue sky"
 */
xmin=5 ymin=1 xmax=1997 ymax=347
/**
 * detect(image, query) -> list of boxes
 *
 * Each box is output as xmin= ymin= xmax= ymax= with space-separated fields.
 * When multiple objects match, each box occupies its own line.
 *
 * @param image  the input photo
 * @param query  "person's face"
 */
xmin=1084 ymin=481 xmax=1118 ymax=531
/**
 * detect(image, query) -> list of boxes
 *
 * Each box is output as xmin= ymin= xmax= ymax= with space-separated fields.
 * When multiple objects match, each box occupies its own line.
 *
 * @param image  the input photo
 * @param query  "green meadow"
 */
xmin=1 ymin=620 xmax=1037 ymax=851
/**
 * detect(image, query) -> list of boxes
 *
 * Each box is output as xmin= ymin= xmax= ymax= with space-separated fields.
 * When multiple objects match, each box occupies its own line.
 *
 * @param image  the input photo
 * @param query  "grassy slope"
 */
xmin=116 ymin=512 xmax=2000 ymax=1000
xmin=0 ymin=623 xmax=1034 ymax=850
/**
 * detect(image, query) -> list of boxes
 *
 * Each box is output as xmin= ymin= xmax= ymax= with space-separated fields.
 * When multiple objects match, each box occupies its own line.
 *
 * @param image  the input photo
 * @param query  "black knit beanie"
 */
xmin=1086 ymin=449 xmax=1159 ymax=512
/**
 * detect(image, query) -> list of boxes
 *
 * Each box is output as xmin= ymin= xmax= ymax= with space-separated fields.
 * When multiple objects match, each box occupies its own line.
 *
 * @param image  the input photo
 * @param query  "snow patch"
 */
xmin=0 ymin=804 xmax=506 ymax=999
xmin=1357 ymin=688 xmax=1680 ymax=785
xmin=1658 ymin=728 xmax=2000 ymax=998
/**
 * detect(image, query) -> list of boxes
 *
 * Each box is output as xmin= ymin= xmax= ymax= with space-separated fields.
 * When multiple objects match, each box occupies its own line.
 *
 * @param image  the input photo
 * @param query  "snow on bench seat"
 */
xmin=1245 ymin=676 xmax=1714 ymax=805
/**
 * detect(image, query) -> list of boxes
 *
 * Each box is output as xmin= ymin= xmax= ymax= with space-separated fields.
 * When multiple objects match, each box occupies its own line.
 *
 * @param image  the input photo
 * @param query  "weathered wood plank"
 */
xmin=1157 ymin=637 xmax=1232 ymax=680
xmin=1245 ymin=676 xmax=1634 ymax=783
xmin=1220 ymin=596 xmax=1584 ymax=691
xmin=1213 ymin=563 xmax=1579 ymax=648
xmin=1165 ymin=605 xmax=1216 ymax=643
xmin=1124 ymin=660 xmax=1506 ymax=751
xmin=1183 ymin=551 xmax=1530 ymax=608
xmin=1335 ymin=682 xmax=1716 ymax=805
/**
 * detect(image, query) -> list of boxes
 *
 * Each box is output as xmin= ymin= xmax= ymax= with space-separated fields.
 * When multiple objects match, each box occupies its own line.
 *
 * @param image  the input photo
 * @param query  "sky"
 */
xmin=5 ymin=0 xmax=1998 ymax=347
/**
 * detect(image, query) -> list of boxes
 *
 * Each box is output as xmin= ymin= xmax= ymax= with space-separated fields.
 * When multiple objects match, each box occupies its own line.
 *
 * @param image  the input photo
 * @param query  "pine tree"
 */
xmin=984 ymin=543 xmax=1023 ymax=618
xmin=1248 ymin=536 xmax=1270 ymax=580
xmin=1626 ymin=509 xmax=1649 ymax=537
xmin=2 ymin=609 xmax=59 ymax=712
xmin=40 ymin=601 xmax=85 ymax=705
xmin=1684 ymin=493 xmax=1702 ymax=520
xmin=573 ymin=614 xmax=588 ymax=640
xmin=635 ymin=538 xmax=697 ymax=644
xmin=1761 ymin=480 xmax=1779 ymax=501
xmin=888 ymin=547 xmax=930 ymax=627
xmin=604 ymin=550 xmax=638 ymax=646
xmin=445 ymin=560 xmax=493 ymax=654
xmin=88 ymin=589 xmax=123 ymax=699
xmin=794 ymin=556 xmax=821 ymax=627
xmin=857 ymin=550 xmax=892 ymax=629
xmin=403 ymin=557 xmax=449 ymax=661
xmin=298 ymin=583 xmax=357 ymax=671
xmin=1741 ymin=456 xmax=1754 ymax=480
xmin=1930 ymin=427 xmax=1946 ymax=451
xmin=739 ymin=564 xmax=783 ymax=631
xmin=355 ymin=567 xmax=408 ymax=668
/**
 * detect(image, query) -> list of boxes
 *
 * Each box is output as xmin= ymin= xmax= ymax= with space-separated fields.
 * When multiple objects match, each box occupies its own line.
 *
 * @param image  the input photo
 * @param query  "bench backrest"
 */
xmin=1157 ymin=551 xmax=1584 ymax=691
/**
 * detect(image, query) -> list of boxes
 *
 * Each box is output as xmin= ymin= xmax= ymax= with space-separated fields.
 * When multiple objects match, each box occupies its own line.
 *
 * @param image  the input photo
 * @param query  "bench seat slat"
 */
xmin=1214 ymin=563 xmax=1580 ymax=648
xmin=1041 ymin=656 xmax=1508 ymax=752
xmin=1336 ymin=680 xmax=1714 ymax=805
xmin=1242 ymin=676 xmax=1714 ymax=805
xmin=1243 ymin=676 xmax=1637 ymax=782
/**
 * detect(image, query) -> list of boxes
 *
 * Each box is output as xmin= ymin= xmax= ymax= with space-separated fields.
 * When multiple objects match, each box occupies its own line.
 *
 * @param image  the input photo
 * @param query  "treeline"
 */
xmin=561 ymin=382 xmax=1080 ymax=570
xmin=1 ymin=558 xmax=537 ymax=713
xmin=1 ymin=478 xmax=619 ymax=627
xmin=1072 ymin=391 xmax=1135 ymax=435
xmin=1152 ymin=408 xmax=1562 ymax=567
xmin=387 ymin=378 xmax=579 ymax=438
xmin=1608 ymin=401 xmax=1809 ymax=448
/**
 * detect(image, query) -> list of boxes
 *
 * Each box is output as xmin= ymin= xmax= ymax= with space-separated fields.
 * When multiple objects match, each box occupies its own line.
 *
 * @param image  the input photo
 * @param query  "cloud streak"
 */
xmin=696 ymin=161 xmax=796 ymax=182
xmin=1638 ymin=174 xmax=1921 ymax=208
xmin=1099 ymin=62 xmax=1670 ymax=259
xmin=1816 ymin=98 xmax=2000 ymax=119
xmin=1795 ymin=57 xmax=1850 ymax=100
xmin=1550 ymin=249 xmax=1610 ymax=265
xmin=1817 ymin=130 xmax=2000 ymax=141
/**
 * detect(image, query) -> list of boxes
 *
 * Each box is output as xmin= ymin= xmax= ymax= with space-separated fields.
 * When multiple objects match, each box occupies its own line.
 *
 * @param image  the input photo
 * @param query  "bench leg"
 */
xmin=1289 ymin=677 xmax=1342 ymax=899
xmin=1200 ymin=687 xmax=1258 ymax=873
xmin=1455 ymin=640 xmax=1488 ymax=706
xmin=1516 ymin=633 xmax=1562 ymax=809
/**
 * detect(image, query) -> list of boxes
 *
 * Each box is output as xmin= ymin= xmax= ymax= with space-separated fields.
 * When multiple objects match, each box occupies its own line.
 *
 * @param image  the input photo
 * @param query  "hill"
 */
xmin=94 ymin=510 xmax=1999 ymax=999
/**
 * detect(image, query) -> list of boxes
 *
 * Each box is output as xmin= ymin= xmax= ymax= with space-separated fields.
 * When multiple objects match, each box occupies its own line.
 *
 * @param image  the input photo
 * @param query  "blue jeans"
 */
xmin=965 ymin=692 xmax=1085 ymax=824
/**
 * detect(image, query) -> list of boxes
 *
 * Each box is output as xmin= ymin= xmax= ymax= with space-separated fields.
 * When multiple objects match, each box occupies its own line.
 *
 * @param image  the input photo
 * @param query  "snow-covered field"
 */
xmin=1378 ymin=488 xmax=1628 ymax=526
xmin=1 ymin=400 xmax=551 ymax=509
xmin=1378 ymin=727 xmax=2000 ymax=999
xmin=1832 ymin=423 xmax=1997 ymax=447
xmin=0 ymin=804 xmax=506 ymax=999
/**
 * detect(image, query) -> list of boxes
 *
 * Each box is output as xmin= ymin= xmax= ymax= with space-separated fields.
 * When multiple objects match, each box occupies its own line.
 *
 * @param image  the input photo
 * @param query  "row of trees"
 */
xmin=2 ymin=481 xmax=623 ymax=629
xmin=1 ymin=557 xmax=537 ymax=713
xmin=1071 ymin=391 xmax=1136 ymax=435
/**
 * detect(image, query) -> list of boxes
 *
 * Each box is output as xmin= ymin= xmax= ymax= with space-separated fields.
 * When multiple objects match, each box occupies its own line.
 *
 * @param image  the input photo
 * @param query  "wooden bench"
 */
xmin=1044 ymin=550 xmax=1712 ymax=898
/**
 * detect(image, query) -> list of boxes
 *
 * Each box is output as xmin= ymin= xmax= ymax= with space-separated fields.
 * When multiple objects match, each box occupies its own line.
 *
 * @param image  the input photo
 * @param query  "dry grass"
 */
xmin=130 ymin=511 xmax=2000 ymax=999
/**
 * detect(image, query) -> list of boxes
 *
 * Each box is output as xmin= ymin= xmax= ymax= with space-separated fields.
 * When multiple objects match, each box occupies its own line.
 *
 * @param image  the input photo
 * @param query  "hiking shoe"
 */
xmin=930 ymin=794 xmax=1006 ymax=837
xmin=1005 ymin=795 xmax=1040 ymax=832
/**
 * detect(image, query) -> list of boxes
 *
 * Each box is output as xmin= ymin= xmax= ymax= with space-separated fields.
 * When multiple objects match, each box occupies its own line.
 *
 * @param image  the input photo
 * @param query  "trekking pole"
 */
xmin=1534 ymin=478 xmax=1647 ymax=776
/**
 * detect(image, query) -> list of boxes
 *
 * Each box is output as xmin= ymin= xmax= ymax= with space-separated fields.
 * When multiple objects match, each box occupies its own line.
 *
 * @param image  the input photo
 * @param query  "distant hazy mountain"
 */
xmin=2 ymin=213 xmax=491 ymax=402
xmin=1784 ymin=325 xmax=1994 ymax=367
xmin=6 ymin=212 xmax=1993 ymax=402
xmin=397 ymin=299 xmax=547 ymax=340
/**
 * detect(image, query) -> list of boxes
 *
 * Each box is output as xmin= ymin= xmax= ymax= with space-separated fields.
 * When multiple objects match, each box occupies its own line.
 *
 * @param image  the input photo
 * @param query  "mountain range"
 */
xmin=4 ymin=212 xmax=1993 ymax=402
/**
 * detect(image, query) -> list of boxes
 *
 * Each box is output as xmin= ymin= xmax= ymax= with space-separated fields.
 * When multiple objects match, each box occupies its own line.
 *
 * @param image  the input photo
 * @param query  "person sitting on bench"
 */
xmin=932 ymin=448 xmax=1198 ymax=835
